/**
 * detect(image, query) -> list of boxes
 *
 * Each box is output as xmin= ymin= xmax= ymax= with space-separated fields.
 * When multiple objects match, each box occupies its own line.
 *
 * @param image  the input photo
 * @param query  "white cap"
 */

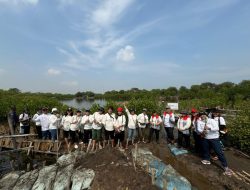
xmin=52 ymin=108 xmax=58 ymax=113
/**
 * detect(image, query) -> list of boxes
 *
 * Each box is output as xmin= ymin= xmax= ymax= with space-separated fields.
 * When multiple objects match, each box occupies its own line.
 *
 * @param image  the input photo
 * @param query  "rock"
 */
xmin=32 ymin=165 xmax=58 ymax=190
xmin=0 ymin=171 xmax=22 ymax=190
xmin=13 ymin=169 xmax=39 ymax=190
xmin=71 ymin=168 xmax=95 ymax=190
xmin=57 ymin=154 xmax=75 ymax=166
xmin=53 ymin=164 xmax=74 ymax=190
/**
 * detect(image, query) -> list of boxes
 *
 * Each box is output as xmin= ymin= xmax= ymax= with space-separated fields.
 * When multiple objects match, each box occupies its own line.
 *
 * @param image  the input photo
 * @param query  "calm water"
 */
xmin=61 ymin=99 xmax=106 ymax=109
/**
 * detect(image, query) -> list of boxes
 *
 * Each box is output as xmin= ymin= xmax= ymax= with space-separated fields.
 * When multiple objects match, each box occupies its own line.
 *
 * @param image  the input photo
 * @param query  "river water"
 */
xmin=61 ymin=99 xmax=106 ymax=110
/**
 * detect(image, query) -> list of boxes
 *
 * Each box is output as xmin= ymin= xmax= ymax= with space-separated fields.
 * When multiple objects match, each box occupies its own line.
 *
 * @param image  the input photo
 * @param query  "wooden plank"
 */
xmin=0 ymin=134 xmax=37 ymax=139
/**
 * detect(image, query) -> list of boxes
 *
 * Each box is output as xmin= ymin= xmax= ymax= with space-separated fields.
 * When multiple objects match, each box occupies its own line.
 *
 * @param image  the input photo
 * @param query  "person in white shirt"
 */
xmin=49 ymin=108 xmax=61 ymax=141
xmin=70 ymin=110 xmax=82 ymax=148
xmin=103 ymin=106 xmax=116 ymax=147
xmin=124 ymin=104 xmax=137 ymax=149
xmin=177 ymin=111 xmax=191 ymax=149
xmin=114 ymin=107 xmax=126 ymax=148
xmin=61 ymin=108 xmax=73 ymax=148
xmin=148 ymin=111 xmax=162 ymax=144
xmin=191 ymin=108 xmax=202 ymax=154
xmin=81 ymin=109 xmax=93 ymax=146
xmin=197 ymin=112 xmax=233 ymax=176
xmin=137 ymin=108 xmax=149 ymax=143
xmin=19 ymin=109 xmax=30 ymax=134
xmin=34 ymin=107 xmax=50 ymax=140
xmin=32 ymin=108 xmax=42 ymax=139
xmin=91 ymin=107 xmax=105 ymax=151
xmin=162 ymin=106 xmax=175 ymax=144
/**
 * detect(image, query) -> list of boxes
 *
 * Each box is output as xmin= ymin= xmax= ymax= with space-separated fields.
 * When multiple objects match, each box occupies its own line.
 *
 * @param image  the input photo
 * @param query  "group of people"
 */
xmin=7 ymin=104 xmax=233 ymax=175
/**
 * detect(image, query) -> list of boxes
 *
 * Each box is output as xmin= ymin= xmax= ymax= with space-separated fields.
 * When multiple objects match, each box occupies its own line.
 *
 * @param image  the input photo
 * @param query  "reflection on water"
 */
xmin=61 ymin=99 xmax=106 ymax=109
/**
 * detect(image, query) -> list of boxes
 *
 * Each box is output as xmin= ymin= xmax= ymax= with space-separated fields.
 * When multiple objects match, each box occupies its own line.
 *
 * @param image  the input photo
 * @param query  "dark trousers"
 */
xmin=178 ymin=131 xmax=190 ymax=148
xmin=114 ymin=131 xmax=125 ymax=144
xmin=84 ymin=129 xmax=92 ymax=144
xmin=202 ymin=138 xmax=228 ymax=167
xmin=164 ymin=127 xmax=174 ymax=142
xmin=79 ymin=131 xmax=84 ymax=142
xmin=50 ymin=129 xmax=57 ymax=141
xmin=70 ymin=130 xmax=77 ymax=144
xmin=22 ymin=125 xmax=30 ymax=134
xmin=193 ymin=131 xmax=202 ymax=154
xmin=36 ymin=125 xmax=42 ymax=139
xmin=148 ymin=128 xmax=160 ymax=142
xmin=42 ymin=130 xmax=50 ymax=140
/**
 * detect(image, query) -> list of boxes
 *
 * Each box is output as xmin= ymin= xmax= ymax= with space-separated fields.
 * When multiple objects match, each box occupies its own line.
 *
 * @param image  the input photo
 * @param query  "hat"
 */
xmin=191 ymin=108 xmax=197 ymax=113
xmin=117 ymin=107 xmax=123 ymax=112
xmin=165 ymin=106 xmax=171 ymax=109
xmin=142 ymin=108 xmax=147 ymax=112
xmin=199 ymin=112 xmax=208 ymax=116
xmin=51 ymin=108 xmax=58 ymax=113
xmin=180 ymin=110 xmax=188 ymax=115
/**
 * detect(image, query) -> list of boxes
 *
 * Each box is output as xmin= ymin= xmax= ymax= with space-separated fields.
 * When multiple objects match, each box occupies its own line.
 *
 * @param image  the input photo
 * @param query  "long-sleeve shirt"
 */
xmin=197 ymin=118 xmax=219 ymax=139
xmin=150 ymin=116 xmax=162 ymax=130
xmin=137 ymin=113 xmax=149 ymax=128
xmin=61 ymin=115 xmax=72 ymax=131
xmin=34 ymin=113 xmax=50 ymax=131
xmin=114 ymin=115 xmax=126 ymax=132
xmin=32 ymin=113 xmax=41 ymax=126
xmin=125 ymin=107 xmax=137 ymax=129
xmin=19 ymin=113 xmax=29 ymax=127
xmin=103 ymin=113 xmax=116 ymax=131
xmin=92 ymin=112 xmax=104 ymax=130
xmin=177 ymin=116 xmax=191 ymax=135
xmin=163 ymin=112 xmax=175 ymax=128
xmin=49 ymin=114 xmax=61 ymax=130
xmin=70 ymin=115 xmax=82 ymax=131
xmin=81 ymin=115 xmax=93 ymax=130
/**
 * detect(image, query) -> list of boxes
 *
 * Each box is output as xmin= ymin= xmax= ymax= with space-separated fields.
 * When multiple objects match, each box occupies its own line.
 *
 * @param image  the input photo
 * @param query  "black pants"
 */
xmin=114 ymin=131 xmax=125 ymax=144
xmin=22 ymin=125 xmax=30 ymax=134
xmin=69 ymin=130 xmax=77 ymax=144
xmin=220 ymin=133 xmax=229 ymax=147
xmin=36 ymin=125 xmax=42 ymax=139
xmin=104 ymin=130 xmax=114 ymax=140
xmin=178 ymin=131 xmax=190 ymax=148
xmin=84 ymin=129 xmax=92 ymax=144
xmin=193 ymin=131 xmax=202 ymax=154
xmin=148 ymin=128 xmax=160 ymax=143
xmin=164 ymin=127 xmax=174 ymax=142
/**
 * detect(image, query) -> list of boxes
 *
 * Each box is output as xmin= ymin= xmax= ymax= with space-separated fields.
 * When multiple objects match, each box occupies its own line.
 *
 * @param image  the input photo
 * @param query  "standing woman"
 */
xmin=81 ymin=109 xmax=93 ymax=147
xmin=114 ymin=107 xmax=126 ymax=148
xmin=61 ymin=108 xmax=73 ymax=149
xmin=49 ymin=108 xmax=61 ymax=141
xmin=162 ymin=106 xmax=175 ymax=144
xmin=137 ymin=108 xmax=149 ymax=143
xmin=177 ymin=111 xmax=191 ymax=149
xmin=70 ymin=110 xmax=82 ymax=148
xmin=19 ymin=109 xmax=30 ymax=134
xmin=92 ymin=107 xmax=105 ymax=151
xmin=34 ymin=107 xmax=50 ymax=140
xmin=103 ymin=106 xmax=116 ymax=147
xmin=148 ymin=111 xmax=162 ymax=144
xmin=191 ymin=108 xmax=202 ymax=154
xmin=32 ymin=108 xmax=42 ymax=139
xmin=124 ymin=104 xmax=138 ymax=149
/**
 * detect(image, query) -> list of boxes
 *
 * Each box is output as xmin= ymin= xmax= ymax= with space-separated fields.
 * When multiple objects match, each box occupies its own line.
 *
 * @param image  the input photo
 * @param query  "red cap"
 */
xmin=191 ymin=108 xmax=197 ymax=113
xmin=117 ymin=107 xmax=123 ymax=112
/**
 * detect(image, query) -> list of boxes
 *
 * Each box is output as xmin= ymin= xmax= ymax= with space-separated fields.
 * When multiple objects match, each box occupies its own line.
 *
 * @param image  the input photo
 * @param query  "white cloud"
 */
xmin=61 ymin=81 xmax=78 ymax=86
xmin=116 ymin=45 xmax=135 ymax=62
xmin=47 ymin=68 xmax=61 ymax=76
xmin=0 ymin=0 xmax=39 ymax=6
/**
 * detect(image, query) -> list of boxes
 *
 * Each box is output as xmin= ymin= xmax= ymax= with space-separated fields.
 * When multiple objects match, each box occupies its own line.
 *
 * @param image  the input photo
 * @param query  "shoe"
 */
xmin=201 ymin=160 xmax=211 ymax=165
xmin=79 ymin=142 xmax=83 ymax=144
xmin=74 ymin=144 xmax=79 ymax=149
xmin=224 ymin=167 xmax=233 ymax=176
xmin=211 ymin=156 xmax=218 ymax=161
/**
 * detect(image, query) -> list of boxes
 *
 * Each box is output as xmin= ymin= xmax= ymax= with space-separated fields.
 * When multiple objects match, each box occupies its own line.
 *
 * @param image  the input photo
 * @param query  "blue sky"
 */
xmin=0 ymin=0 xmax=249 ymax=93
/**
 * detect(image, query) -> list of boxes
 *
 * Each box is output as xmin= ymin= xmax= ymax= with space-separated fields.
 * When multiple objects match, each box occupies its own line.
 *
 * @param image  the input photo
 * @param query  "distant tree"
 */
xmin=8 ymin=88 xmax=20 ymax=93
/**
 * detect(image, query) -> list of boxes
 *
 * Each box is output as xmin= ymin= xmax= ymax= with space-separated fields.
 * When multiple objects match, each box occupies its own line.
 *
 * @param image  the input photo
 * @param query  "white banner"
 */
xmin=167 ymin=103 xmax=179 ymax=110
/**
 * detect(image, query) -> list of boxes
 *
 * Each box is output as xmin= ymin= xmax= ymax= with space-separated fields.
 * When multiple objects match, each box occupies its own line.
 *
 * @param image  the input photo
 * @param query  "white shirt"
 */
xmin=177 ymin=117 xmax=191 ymax=131
xmin=70 ymin=115 xmax=82 ymax=131
xmin=49 ymin=114 xmax=61 ymax=130
xmin=150 ymin=116 xmax=162 ymax=130
xmin=213 ymin=116 xmax=226 ymax=126
xmin=61 ymin=115 xmax=72 ymax=131
xmin=103 ymin=113 xmax=116 ymax=131
xmin=92 ymin=112 xmax=104 ymax=130
xmin=192 ymin=117 xmax=201 ymax=134
xmin=125 ymin=107 xmax=137 ymax=129
xmin=114 ymin=115 xmax=126 ymax=132
xmin=81 ymin=115 xmax=93 ymax=130
xmin=34 ymin=113 xmax=50 ymax=131
xmin=19 ymin=113 xmax=29 ymax=127
xmin=197 ymin=118 xmax=219 ymax=139
xmin=137 ymin=113 xmax=149 ymax=128
xmin=32 ymin=113 xmax=41 ymax=126
xmin=163 ymin=112 xmax=175 ymax=128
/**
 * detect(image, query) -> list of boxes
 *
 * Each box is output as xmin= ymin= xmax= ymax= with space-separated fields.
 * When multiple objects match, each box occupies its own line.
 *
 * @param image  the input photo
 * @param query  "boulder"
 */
xmin=13 ymin=169 xmax=39 ymax=190
xmin=53 ymin=164 xmax=74 ymax=190
xmin=71 ymin=168 xmax=95 ymax=190
xmin=0 ymin=171 xmax=22 ymax=190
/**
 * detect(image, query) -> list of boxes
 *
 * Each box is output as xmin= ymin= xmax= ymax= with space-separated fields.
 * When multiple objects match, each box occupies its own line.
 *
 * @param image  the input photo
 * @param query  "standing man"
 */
xmin=70 ymin=110 xmax=82 ymax=148
xmin=34 ymin=107 xmax=50 ymax=140
xmin=148 ymin=111 xmax=162 ymax=144
xmin=114 ymin=107 xmax=126 ymax=148
xmin=177 ymin=111 xmax=191 ymax=149
xmin=7 ymin=105 xmax=19 ymax=135
xmin=103 ymin=106 xmax=116 ymax=147
xmin=32 ymin=108 xmax=42 ymax=139
xmin=162 ymin=106 xmax=175 ymax=144
xmin=137 ymin=108 xmax=149 ymax=143
xmin=61 ymin=108 xmax=73 ymax=149
xmin=19 ymin=109 xmax=30 ymax=134
xmin=92 ymin=107 xmax=105 ymax=151
xmin=81 ymin=109 xmax=93 ymax=147
xmin=49 ymin=108 xmax=61 ymax=141
xmin=124 ymin=104 xmax=137 ymax=149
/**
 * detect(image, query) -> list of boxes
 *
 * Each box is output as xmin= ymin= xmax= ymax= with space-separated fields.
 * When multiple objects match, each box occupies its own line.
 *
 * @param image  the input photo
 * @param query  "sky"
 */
xmin=0 ymin=0 xmax=250 ymax=93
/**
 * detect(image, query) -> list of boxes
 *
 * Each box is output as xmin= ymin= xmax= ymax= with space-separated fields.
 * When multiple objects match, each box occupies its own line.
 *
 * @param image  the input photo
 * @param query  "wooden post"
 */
xmin=151 ymin=168 xmax=155 ymax=185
